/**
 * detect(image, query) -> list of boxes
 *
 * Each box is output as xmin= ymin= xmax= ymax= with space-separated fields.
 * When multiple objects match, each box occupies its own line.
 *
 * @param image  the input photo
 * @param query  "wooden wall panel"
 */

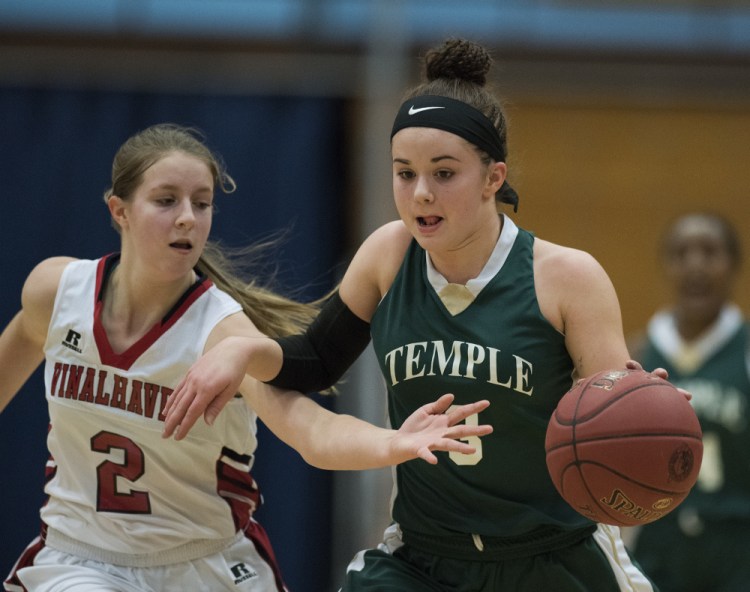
xmin=505 ymin=103 xmax=750 ymax=338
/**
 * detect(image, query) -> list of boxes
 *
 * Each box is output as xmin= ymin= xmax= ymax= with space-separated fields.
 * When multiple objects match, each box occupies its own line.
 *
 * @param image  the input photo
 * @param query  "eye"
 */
xmin=396 ymin=169 xmax=415 ymax=180
xmin=435 ymin=169 xmax=454 ymax=180
xmin=194 ymin=200 xmax=214 ymax=211
xmin=156 ymin=196 xmax=176 ymax=206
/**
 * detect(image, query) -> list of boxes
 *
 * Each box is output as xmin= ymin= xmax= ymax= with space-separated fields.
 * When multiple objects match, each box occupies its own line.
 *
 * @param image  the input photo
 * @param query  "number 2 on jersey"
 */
xmin=91 ymin=430 xmax=151 ymax=513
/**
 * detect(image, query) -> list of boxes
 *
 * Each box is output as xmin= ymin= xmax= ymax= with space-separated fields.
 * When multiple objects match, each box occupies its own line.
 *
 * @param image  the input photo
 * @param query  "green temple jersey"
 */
xmin=638 ymin=310 xmax=750 ymax=519
xmin=370 ymin=222 xmax=591 ymax=538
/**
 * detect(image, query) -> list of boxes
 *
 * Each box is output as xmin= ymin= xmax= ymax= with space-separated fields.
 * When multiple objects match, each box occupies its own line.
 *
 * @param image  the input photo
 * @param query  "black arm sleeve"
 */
xmin=265 ymin=290 xmax=372 ymax=393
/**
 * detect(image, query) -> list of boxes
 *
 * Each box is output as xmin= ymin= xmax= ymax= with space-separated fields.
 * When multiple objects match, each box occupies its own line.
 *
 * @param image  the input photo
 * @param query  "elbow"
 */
xmin=298 ymin=449 xmax=334 ymax=471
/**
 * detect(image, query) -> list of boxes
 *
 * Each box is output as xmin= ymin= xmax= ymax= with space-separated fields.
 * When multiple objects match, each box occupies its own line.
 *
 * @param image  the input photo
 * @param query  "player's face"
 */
xmin=391 ymin=127 xmax=504 ymax=254
xmin=663 ymin=216 xmax=736 ymax=324
xmin=115 ymin=151 xmax=214 ymax=281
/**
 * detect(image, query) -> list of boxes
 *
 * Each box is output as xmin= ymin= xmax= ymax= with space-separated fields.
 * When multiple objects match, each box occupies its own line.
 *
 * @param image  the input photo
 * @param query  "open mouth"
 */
xmin=681 ymin=279 xmax=711 ymax=297
xmin=418 ymin=216 xmax=443 ymax=227
xmin=170 ymin=241 xmax=193 ymax=251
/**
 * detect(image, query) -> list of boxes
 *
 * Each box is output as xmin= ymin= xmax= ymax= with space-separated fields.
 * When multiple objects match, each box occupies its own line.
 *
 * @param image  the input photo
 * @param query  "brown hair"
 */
xmin=403 ymin=38 xmax=518 ymax=211
xmin=104 ymin=123 xmax=318 ymax=338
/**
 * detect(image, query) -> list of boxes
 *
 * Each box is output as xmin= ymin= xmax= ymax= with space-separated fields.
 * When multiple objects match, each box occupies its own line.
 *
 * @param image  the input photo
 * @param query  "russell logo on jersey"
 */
xmin=230 ymin=562 xmax=258 ymax=585
xmin=62 ymin=328 xmax=83 ymax=353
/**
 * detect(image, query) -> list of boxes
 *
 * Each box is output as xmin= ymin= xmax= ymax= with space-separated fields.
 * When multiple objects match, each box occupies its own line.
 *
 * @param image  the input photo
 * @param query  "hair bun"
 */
xmin=424 ymin=38 xmax=493 ymax=86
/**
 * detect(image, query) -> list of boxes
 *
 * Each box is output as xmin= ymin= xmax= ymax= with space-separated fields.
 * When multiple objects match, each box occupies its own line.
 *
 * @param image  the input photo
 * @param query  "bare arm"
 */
xmin=242 ymin=381 xmax=491 ymax=470
xmin=534 ymin=240 xmax=630 ymax=379
xmin=534 ymin=241 xmax=686 ymax=399
xmin=0 ymin=257 xmax=73 ymax=413
xmin=0 ymin=312 xmax=46 ymax=413
xmin=338 ymin=220 xmax=412 ymax=322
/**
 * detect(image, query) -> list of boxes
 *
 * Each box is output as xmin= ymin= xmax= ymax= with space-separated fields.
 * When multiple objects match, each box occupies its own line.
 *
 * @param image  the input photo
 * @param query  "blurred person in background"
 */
xmin=628 ymin=211 xmax=750 ymax=592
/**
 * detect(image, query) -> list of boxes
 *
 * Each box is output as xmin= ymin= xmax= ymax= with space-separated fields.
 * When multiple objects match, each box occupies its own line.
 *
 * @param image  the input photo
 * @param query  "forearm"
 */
xmin=292 ymin=403 xmax=399 ymax=470
xmin=244 ymin=381 xmax=492 ymax=471
xmin=246 ymin=382 xmax=399 ymax=470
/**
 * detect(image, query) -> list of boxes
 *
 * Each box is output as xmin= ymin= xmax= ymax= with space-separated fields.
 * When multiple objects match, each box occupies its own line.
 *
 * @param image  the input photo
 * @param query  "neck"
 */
xmin=673 ymin=307 xmax=723 ymax=343
xmin=104 ymin=262 xmax=196 ymax=337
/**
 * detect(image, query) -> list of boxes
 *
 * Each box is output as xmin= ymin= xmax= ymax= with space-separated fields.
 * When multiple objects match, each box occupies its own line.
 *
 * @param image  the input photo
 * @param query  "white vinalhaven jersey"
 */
xmin=40 ymin=255 xmax=260 ymax=565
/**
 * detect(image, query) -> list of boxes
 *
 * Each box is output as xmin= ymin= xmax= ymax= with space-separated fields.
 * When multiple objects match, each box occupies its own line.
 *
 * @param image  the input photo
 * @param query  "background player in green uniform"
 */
xmin=163 ymin=39 xmax=665 ymax=591
xmin=628 ymin=212 xmax=750 ymax=592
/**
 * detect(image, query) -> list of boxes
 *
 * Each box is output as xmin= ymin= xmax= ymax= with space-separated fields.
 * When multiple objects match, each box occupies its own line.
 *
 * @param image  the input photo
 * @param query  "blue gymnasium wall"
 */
xmin=0 ymin=86 xmax=344 ymax=592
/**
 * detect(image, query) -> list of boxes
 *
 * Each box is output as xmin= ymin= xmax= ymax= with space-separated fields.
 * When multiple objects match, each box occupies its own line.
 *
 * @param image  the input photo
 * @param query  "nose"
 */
xmin=681 ymin=246 xmax=710 ymax=271
xmin=175 ymin=198 xmax=195 ymax=228
xmin=414 ymin=175 xmax=434 ymax=203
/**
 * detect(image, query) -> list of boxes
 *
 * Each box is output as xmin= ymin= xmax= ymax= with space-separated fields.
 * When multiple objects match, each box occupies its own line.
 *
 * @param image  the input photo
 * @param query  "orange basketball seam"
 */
xmin=555 ymin=381 xmax=675 ymax=427
xmin=558 ymin=461 xmax=693 ymax=496
xmin=545 ymin=432 xmax=703 ymax=453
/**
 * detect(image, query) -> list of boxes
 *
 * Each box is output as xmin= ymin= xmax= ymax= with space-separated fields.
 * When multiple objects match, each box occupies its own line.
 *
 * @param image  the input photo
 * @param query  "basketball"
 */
xmin=545 ymin=368 xmax=703 ymax=527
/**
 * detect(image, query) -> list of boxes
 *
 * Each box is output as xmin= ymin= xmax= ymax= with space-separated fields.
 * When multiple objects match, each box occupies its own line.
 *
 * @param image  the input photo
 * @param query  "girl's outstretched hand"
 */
xmin=392 ymin=393 xmax=493 ymax=465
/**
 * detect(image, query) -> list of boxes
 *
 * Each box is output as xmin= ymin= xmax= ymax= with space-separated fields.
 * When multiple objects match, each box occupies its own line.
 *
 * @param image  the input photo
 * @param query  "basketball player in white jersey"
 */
xmin=0 ymin=123 xmax=492 ymax=592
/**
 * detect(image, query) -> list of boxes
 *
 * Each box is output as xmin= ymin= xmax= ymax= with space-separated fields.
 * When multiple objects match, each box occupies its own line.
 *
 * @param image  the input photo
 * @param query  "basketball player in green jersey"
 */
xmin=164 ymin=39 xmax=663 ymax=590
xmin=629 ymin=212 xmax=750 ymax=592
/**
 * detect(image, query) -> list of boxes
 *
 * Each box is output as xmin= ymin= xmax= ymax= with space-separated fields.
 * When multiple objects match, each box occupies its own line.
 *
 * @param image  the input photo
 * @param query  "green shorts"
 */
xmin=338 ymin=523 xmax=657 ymax=592
xmin=633 ymin=509 xmax=750 ymax=592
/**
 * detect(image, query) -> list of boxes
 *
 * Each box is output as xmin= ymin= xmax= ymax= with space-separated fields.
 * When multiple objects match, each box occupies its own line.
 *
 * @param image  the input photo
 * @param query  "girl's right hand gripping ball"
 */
xmin=545 ymin=368 xmax=703 ymax=527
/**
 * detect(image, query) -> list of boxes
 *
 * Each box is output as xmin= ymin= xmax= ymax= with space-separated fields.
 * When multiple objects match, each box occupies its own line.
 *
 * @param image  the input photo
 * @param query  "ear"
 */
xmin=107 ymin=195 xmax=128 ymax=229
xmin=483 ymin=161 xmax=507 ymax=199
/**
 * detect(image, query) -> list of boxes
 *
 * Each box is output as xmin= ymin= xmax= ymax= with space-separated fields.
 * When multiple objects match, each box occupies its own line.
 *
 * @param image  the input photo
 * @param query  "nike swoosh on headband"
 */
xmin=408 ymin=105 xmax=446 ymax=115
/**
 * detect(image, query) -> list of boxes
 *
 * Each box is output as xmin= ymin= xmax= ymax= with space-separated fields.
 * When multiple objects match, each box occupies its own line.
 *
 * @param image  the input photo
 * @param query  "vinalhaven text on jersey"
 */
xmin=50 ymin=362 xmax=171 ymax=420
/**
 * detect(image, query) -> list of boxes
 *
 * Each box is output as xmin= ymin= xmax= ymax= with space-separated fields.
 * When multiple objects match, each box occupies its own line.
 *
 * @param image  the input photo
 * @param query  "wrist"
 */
xmin=386 ymin=430 xmax=411 ymax=466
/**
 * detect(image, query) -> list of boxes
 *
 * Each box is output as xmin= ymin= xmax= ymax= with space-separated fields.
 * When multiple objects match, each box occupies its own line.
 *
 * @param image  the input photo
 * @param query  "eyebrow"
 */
xmin=393 ymin=155 xmax=460 ymax=165
xmin=149 ymin=182 xmax=213 ymax=194
xmin=150 ymin=183 xmax=179 ymax=192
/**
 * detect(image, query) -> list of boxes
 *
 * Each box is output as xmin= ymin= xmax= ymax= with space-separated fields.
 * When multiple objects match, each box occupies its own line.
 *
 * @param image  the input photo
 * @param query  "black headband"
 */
xmin=390 ymin=95 xmax=519 ymax=212
xmin=390 ymin=95 xmax=506 ymax=162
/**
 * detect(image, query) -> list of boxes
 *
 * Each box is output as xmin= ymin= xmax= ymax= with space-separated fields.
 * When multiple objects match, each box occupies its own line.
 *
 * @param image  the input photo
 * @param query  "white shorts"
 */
xmin=4 ymin=525 xmax=287 ymax=592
